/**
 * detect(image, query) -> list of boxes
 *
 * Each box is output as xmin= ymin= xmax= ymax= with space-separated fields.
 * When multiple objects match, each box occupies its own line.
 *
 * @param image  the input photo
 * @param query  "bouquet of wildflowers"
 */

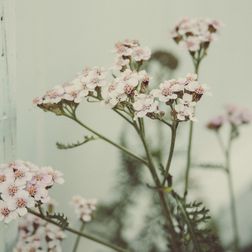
xmin=2 ymin=16 xmax=252 ymax=252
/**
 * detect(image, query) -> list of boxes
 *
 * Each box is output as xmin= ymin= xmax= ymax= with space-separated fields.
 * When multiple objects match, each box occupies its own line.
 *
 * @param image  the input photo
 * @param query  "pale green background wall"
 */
xmin=16 ymin=1 xmax=252 ymax=251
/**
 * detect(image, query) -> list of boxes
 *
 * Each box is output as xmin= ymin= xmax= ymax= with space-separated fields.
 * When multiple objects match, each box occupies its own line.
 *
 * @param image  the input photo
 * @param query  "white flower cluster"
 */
xmin=13 ymin=211 xmax=66 ymax=252
xmin=70 ymin=195 xmax=97 ymax=222
xmin=110 ymin=39 xmax=151 ymax=71
xmin=31 ymin=39 xmax=212 ymax=123
xmin=30 ymin=66 xmax=108 ymax=111
xmin=207 ymin=104 xmax=252 ymax=130
xmin=0 ymin=160 xmax=64 ymax=223
xmin=100 ymin=69 xmax=150 ymax=110
xmin=150 ymin=73 xmax=212 ymax=122
xmin=168 ymin=17 xmax=225 ymax=52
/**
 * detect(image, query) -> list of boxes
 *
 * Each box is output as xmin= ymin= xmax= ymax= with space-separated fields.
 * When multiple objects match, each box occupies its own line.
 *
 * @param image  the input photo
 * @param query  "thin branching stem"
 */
xmin=184 ymin=47 xmax=205 ymax=201
xmin=225 ymin=127 xmax=241 ymax=252
xmin=135 ymin=119 xmax=181 ymax=252
xmin=73 ymin=221 xmax=85 ymax=252
xmin=215 ymin=130 xmax=226 ymax=157
xmin=157 ymin=117 xmax=172 ymax=128
xmin=61 ymin=110 xmax=148 ymax=166
xmin=112 ymin=108 xmax=134 ymax=125
xmin=162 ymin=122 xmax=178 ymax=185
xmin=27 ymin=208 xmax=132 ymax=252
xmin=175 ymin=194 xmax=202 ymax=252
xmin=184 ymin=119 xmax=194 ymax=200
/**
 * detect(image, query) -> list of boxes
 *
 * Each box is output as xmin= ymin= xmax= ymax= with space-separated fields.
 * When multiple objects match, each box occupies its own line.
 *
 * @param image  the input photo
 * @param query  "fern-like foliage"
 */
xmin=171 ymin=192 xmax=223 ymax=252
xmin=46 ymin=212 xmax=69 ymax=230
xmin=192 ymin=163 xmax=226 ymax=170
xmin=56 ymin=135 xmax=98 ymax=149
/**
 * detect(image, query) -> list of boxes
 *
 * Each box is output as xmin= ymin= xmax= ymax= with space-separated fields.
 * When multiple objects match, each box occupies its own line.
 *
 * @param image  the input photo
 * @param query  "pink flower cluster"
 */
xmin=31 ymin=39 xmax=212 ymax=123
xmin=30 ymin=66 xmax=108 ymax=113
xmin=70 ymin=195 xmax=97 ymax=222
xmin=110 ymin=39 xmax=151 ymax=71
xmin=13 ymin=210 xmax=66 ymax=252
xmin=150 ymin=73 xmax=212 ymax=122
xmin=0 ymin=160 xmax=64 ymax=223
xmin=207 ymin=104 xmax=252 ymax=130
xmin=100 ymin=69 xmax=150 ymax=110
xmin=168 ymin=18 xmax=225 ymax=52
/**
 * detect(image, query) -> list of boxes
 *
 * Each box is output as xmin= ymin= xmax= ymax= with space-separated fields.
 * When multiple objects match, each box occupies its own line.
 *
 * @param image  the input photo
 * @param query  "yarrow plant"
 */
xmin=205 ymin=104 xmax=252 ymax=252
xmin=6 ymin=16 xmax=249 ymax=252
xmin=13 ymin=200 xmax=67 ymax=252
xmin=0 ymin=159 xmax=64 ymax=223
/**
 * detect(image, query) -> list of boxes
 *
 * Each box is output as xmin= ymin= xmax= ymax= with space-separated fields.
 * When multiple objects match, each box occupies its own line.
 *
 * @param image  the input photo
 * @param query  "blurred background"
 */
xmin=15 ymin=1 xmax=252 ymax=251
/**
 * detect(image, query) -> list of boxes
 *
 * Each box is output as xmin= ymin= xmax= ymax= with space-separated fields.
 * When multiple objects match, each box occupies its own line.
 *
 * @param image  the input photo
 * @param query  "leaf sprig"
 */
xmin=46 ymin=212 xmax=69 ymax=230
xmin=56 ymin=135 xmax=99 ymax=149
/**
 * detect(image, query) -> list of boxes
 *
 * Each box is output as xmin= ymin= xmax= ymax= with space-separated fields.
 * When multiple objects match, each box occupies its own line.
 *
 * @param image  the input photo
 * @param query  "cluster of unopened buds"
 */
xmin=70 ymin=196 xmax=97 ymax=222
xmin=207 ymin=104 xmax=252 ymax=130
xmin=0 ymin=160 xmax=64 ymax=223
xmin=167 ymin=17 xmax=225 ymax=52
xmin=13 ymin=203 xmax=66 ymax=252
xmin=31 ymin=39 xmax=212 ymax=123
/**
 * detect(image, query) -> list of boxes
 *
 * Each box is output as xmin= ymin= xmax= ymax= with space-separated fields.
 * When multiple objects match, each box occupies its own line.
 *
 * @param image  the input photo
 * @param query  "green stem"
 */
xmin=184 ymin=120 xmax=193 ymax=200
xmin=184 ymin=48 xmax=202 ymax=201
xmin=73 ymin=221 xmax=85 ymax=252
xmin=225 ymin=128 xmax=240 ymax=252
xmin=112 ymin=108 xmax=134 ymax=125
xmin=27 ymin=208 xmax=132 ymax=252
xmin=175 ymin=194 xmax=201 ymax=252
xmin=157 ymin=117 xmax=172 ymax=128
xmin=62 ymin=111 xmax=148 ymax=166
xmin=215 ymin=130 xmax=226 ymax=157
xmin=162 ymin=122 xmax=178 ymax=185
xmin=136 ymin=120 xmax=181 ymax=252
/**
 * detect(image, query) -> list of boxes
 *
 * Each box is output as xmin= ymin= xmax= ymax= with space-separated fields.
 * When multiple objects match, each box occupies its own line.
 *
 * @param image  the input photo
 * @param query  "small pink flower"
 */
xmin=30 ymin=96 xmax=43 ymax=110
xmin=207 ymin=115 xmax=227 ymax=130
xmin=132 ymin=46 xmax=151 ymax=61
xmin=133 ymin=94 xmax=159 ymax=120
xmin=0 ymin=201 xmax=18 ymax=223
xmin=179 ymin=36 xmax=201 ymax=51
xmin=8 ymin=190 xmax=35 ymax=216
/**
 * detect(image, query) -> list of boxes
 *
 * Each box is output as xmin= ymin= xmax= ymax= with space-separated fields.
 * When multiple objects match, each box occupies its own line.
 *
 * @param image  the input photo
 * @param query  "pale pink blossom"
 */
xmin=43 ymin=86 xmax=65 ymax=104
xmin=109 ymin=90 xmax=127 ymax=106
xmin=109 ymin=56 xmax=130 ymax=71
xmin=185 ymin=82 xmax=212 ymax=97
xmin=86 ymin=76 xmax=107 ymax=89
xmin=111 ymin=45 xmax=133 ymax=56
xmin=70 ymin=195 xmax=97 ymax=222
xmin=63 ymin=85 xmax=82 ymax=103
xmin=122 ymin=38 xmax=140 ymax=47
xmin=199 ymin=31 xmax=219 ymax=42
xmin=76 ymin=67 xmax=90 ymax=78
xmin=30 ymin=96 xmax=43 ymax=110
xmin=0 ymin=201 xmax=18 ymax=223
xmin=0 ymin=181 xmax=25 ymax=201
xmin=133 ymin=94 xmax=159 ymax=120
xmin=89 ymin=67 xmax=107 ymax=79
xmin=178 ymin=93 xmax=196 ymax=107
xmin=151 ymin=81 xmax=182 ymax=102
xmin=0 ymin=168 xmax=13 ymax=191
xmin=175 ymin=104 xmax=198 ymax=122
xmin=26 ymin=183 xmax=50 ymax=203
xmin=40 ymin=166 xmax=65 ymax=186
xmin=8 ymin=190 xmax=35 ymax=216
xmin=132 ymin=46 xmax=151 ymax=61
xmin=6 ymin=165 xmax=33 ymax=186
xmin=205 ymin=18 xmax=226 ymax=29
xmin=179 ymin=36 xmax=201 ymax=51
xmin=207 ymin=115 xmax=228 ymax=130
xmin=186 ymin=73 xmax=197 ymax=82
